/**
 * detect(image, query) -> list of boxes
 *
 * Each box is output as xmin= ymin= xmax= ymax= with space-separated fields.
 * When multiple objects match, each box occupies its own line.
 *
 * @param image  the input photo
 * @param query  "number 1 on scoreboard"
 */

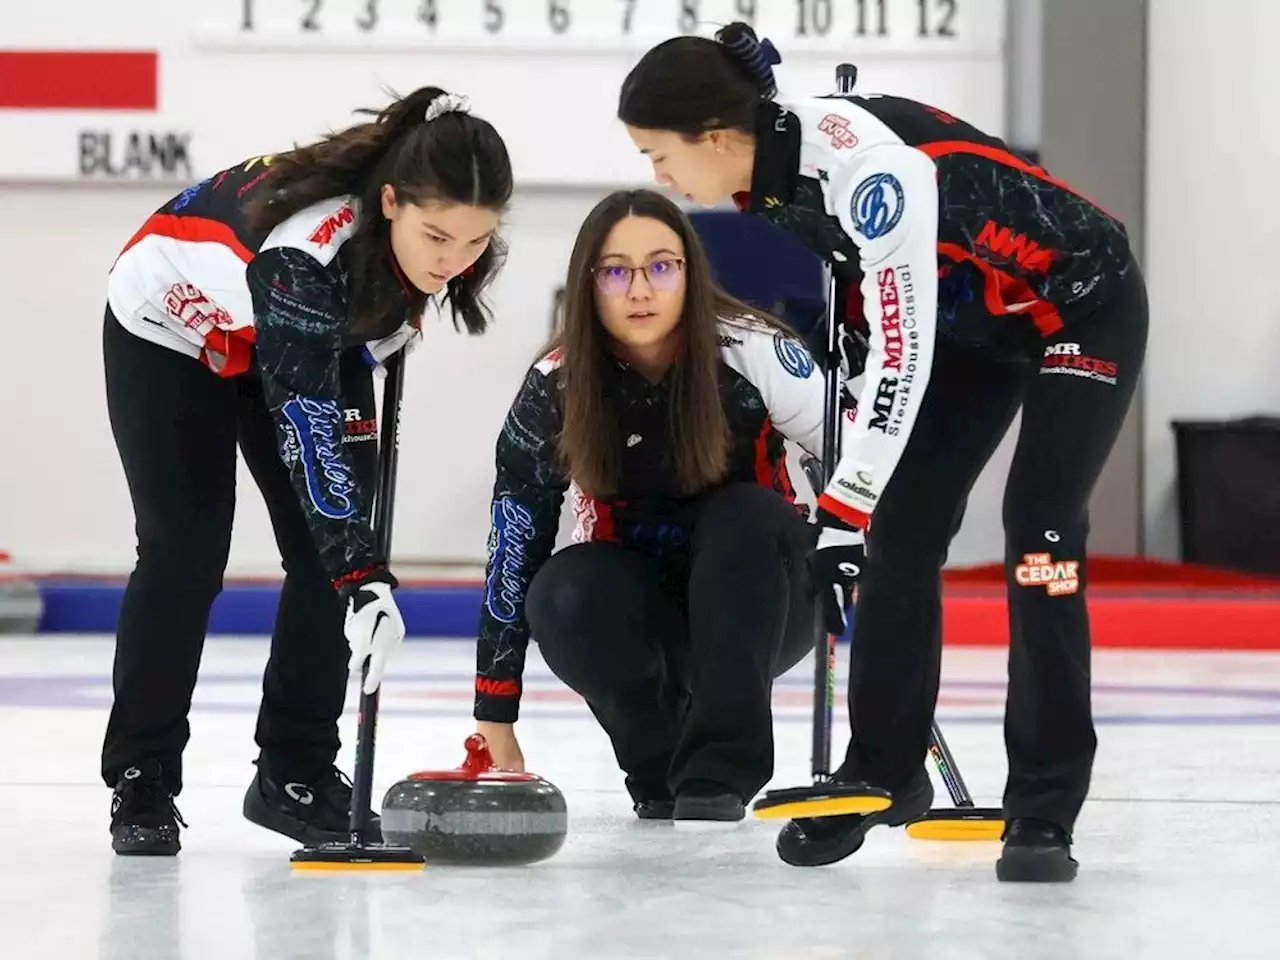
xmin=856 ymin=0 xmax=887 ymax=37
xmin=418 ymin=0 xmax=438 ymax=30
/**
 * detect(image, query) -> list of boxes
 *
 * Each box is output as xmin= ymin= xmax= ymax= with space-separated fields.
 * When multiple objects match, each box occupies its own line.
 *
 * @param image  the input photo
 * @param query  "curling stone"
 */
xmin=0 ymin=572 xmax=42 ymax=634
xmin=380 ymin=734 xmax=567 ymax=866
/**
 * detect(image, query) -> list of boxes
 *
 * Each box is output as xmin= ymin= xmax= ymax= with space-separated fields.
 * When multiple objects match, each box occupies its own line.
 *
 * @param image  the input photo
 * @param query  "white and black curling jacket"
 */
xmin=473 ymin=318 xmax=830 ymax=723
xmin=736 ymin=93 xmax=1133 ymax=532
xmin=106 ymin=156 xmax=424 ymax=587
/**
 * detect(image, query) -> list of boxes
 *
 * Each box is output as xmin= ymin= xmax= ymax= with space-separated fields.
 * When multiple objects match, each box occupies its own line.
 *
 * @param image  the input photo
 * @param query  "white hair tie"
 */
xmin=424 ymin=93 xmax=471 ymax=123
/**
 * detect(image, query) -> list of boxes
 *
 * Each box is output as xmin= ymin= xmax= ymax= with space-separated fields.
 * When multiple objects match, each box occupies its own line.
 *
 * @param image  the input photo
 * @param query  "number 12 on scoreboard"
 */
xmin=234 ymin=0 xmax=975 ymax=45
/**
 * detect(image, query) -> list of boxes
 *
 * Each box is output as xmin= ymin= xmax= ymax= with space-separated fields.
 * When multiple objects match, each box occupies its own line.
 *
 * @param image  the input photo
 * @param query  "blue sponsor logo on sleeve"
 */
xmin=938 ymin=267 xmax=977 ymax=323
xmin=171 ymin=177 xmax=210 ymax=211
xmin=850 ymin=172 xmax=904 ymax=240
xmin=773 ymin=330 xmax=816 ymax=379
xmin=485 ymin=497 xmax=537 ymax=624
xmin=280 ymin=397 xmax=358 ymax=520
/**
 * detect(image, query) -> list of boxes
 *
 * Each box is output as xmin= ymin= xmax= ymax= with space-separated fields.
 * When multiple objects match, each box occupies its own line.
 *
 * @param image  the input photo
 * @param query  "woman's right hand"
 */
xmin=476 ymin=721 xmax=525 ymax=772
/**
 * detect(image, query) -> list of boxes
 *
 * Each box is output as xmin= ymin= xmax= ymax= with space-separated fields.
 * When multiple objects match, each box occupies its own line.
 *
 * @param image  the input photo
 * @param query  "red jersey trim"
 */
xmin=817 ymin=493 xmax=871 ymax=531
xmin=918 ymin=141 xmax=1112 ymax=216
xmin=937 ymin=242 xmax=1065 ymax=336
xmin=117 ymin=213 xmax=256 ymax=267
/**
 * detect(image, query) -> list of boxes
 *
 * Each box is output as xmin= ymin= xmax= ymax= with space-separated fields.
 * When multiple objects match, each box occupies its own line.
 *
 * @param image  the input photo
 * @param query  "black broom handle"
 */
xmin=810 ymin=265 xmax=842 ymax=782
xmin=928 ymin=720 xmax=975 ymax=807
xmin=348 ymin=349 xmax=406 ymax=842
xmin=810 ymin=61 xmax=862 ymax=782
xmin=823 ymin=61 xmax=972 ymax=809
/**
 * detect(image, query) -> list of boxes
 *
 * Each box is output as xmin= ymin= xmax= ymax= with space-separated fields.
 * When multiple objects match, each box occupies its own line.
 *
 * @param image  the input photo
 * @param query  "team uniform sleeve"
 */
xmin=817 ymin=144 xmax=940 ymax=529
xmin=722 ymin=322 xmax=826 ymax=461
xmin=474 ymin=364 xmax=568 ymax=723
xmin=245 ymin=246 xmax=382 ymax=586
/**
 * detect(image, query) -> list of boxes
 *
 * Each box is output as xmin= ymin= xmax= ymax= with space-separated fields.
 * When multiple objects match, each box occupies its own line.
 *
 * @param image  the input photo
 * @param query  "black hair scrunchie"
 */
xmin=716 ymin=27 xmax=782 ymax=99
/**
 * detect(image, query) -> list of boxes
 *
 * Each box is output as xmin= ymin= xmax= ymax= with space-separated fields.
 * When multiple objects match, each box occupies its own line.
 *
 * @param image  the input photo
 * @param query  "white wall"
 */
xmin=1144 ymin=2 xmax=1280 ymax=558
xmin=0 ymin=0 xmax=1015 ymax=575
xmin=1005 ymin=0 xmax=1042 ymax=149
xmin=2 ymin=0 xmax=1007 ymax=184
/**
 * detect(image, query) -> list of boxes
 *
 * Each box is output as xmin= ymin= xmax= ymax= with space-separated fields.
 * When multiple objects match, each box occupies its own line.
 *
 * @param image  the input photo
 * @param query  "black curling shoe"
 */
xmin=627 ymin=773 xmax=675 ymax=820
xmin=633 ymin=798 xmax=676 ymax=820
xmin=996 ymin=817 xmax=1078 ymax=882
xmin=243 ymin=757 xmax=381 ymax=845
xmin=110 ymin=759 xmax=185 ymax=856
xmin=776 ymin=768 xmax=934 ymax=867
xmin=673 ymin=788 xmax=745 ymax=823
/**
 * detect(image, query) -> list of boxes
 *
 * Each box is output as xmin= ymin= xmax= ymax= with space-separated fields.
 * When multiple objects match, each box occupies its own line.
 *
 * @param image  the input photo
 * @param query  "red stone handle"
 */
xmin=461 ymin=734 xmax=496 ymax=775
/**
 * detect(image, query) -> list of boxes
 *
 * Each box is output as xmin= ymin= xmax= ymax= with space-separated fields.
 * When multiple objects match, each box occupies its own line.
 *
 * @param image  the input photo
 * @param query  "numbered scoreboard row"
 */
xmin=206 ymin=0 xmax=1002 ymax=55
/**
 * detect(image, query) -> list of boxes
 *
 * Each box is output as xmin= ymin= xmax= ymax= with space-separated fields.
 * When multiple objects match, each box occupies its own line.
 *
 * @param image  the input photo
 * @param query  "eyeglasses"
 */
xmin=592 ymin=258 xmax=685 ymax=296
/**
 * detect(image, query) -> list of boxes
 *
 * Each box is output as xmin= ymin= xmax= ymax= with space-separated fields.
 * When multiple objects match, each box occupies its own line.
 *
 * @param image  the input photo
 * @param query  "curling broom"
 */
xmin=291 ymin=350 xmax=425 ymax=871
xmin=754 ymin=63 xmax=896 ymax=820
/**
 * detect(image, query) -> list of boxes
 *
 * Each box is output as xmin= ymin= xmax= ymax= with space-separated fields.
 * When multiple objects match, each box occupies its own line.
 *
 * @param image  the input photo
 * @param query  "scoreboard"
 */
xmin=1 ymin=0 xmax=1007 ymax=185
xmin=217 ymin=0 xmax=992 ymax=52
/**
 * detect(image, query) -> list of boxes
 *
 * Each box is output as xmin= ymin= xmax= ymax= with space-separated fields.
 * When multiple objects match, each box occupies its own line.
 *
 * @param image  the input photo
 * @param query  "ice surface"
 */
xmin=2 ymin=636 xmax=1279 ymax=959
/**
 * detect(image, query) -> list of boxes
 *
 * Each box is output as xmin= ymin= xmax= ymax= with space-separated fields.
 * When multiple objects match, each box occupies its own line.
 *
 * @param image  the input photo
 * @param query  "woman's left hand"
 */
xmin=810 ymin=513 xmax=866 ymax=634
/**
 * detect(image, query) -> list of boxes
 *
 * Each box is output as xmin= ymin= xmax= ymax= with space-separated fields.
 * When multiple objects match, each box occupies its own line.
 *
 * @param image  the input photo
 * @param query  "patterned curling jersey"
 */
xmin=737 ymin=93 xmax=1135 ymax=531
xmin=472 ymin=317 xmax=833 ymax=723
xmin=107 ymin=156 xmax=420 ymax=377
xmin=106 ymin=156 xmax=427 ymax=584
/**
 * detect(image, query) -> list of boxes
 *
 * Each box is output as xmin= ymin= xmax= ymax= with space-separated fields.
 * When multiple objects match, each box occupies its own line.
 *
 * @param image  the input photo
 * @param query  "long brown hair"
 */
xmin=246 ymin=86 xmax=512 ymax=337
xmin=551 ymin=189 xmax=783 ymax=497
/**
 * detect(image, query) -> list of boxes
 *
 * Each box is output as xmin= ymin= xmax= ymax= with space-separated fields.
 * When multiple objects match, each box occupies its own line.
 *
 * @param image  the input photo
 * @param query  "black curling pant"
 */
xmin=100 ymin=309 xmax=377 ymax=794
xmin=527 ymin=483 xmax=816 ymax=803
xmin=842 ymin=263 xmax=1149 ymax=833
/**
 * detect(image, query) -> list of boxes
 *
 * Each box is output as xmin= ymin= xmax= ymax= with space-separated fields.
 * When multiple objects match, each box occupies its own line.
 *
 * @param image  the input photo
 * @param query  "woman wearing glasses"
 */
xmin=470 ymin=188 xmax=828 ymax=823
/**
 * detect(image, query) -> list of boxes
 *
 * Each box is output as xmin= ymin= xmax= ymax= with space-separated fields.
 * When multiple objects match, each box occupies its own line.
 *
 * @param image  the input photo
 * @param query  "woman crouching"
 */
xmin=470 ymin=188 xmax=831 ymax=823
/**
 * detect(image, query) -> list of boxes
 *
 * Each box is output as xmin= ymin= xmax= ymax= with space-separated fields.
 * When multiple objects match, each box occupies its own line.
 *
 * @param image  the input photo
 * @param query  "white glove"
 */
xmin=343 ymin=578 xmax=405 ymax=695
xmin=811 ymin=510 xmax=868 ymax=635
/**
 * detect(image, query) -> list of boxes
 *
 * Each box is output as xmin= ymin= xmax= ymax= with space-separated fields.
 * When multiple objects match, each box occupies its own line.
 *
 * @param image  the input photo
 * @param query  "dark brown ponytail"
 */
xmin=247 ymin=86 xmax=513 ymax=337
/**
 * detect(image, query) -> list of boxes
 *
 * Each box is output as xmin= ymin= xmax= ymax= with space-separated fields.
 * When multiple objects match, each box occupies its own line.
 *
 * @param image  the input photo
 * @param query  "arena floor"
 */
xmin=3 ymin=636 xmax=1278 ymax=959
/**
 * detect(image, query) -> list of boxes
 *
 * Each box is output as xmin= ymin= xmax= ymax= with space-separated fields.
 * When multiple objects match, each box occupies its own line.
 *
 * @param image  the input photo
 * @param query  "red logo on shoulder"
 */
xmin=308 ymin=204 xmax=355 ymax=246
xmin=534 ymin=348 xmax=564 ymax=375
xmin=818 ymin=114 xmax=859 ymax=150
xmin=164 ymin=282 xmax=233 ymax=330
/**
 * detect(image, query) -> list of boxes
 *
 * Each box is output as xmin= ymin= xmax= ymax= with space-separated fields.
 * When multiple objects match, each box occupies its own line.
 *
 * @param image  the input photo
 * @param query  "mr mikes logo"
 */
xmin=1040 ymin=342 xmax=1119 ymax=385
xmin=1015 ymin=552 xmax=1080 ymax=596
xmin=817 ymin=113 xmax=858 ymax=150
xmin=878 ymin=267 xmax=904 ymax=374
xmin=309 ymin=205 xmax=356 ymax=246
xmin=342 ymin=407 xmax=378 ymax=444
xmin=79 ymin=131 xmax=193 ymax=179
